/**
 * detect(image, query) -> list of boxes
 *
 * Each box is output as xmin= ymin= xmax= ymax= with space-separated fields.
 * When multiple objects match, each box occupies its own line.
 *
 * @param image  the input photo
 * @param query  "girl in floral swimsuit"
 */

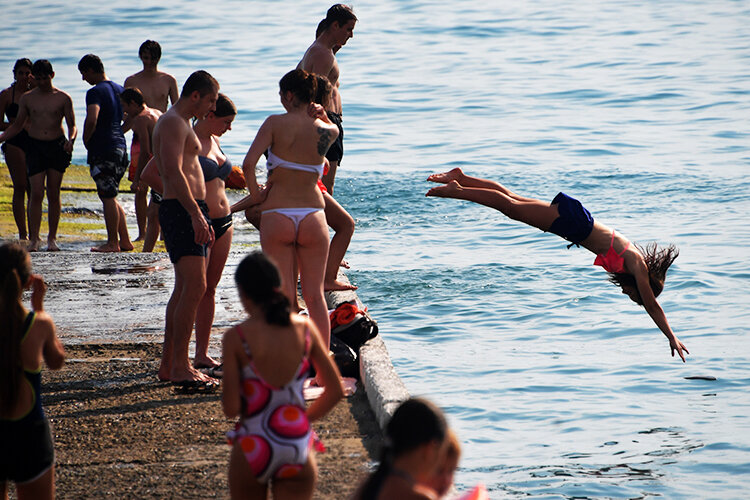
xmin=221 ymin=251 xmax=344 ymax=499
xmin=426 ymin=168 xmax=688 ymax=362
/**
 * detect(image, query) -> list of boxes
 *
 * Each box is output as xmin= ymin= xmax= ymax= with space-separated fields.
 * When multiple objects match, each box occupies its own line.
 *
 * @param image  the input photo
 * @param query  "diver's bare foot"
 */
xmin=426 ymin=180 xmax=463 ymax=198
xmin=427 ymin=167 xmax=464 ymax=184
xmin=120 ymin=241 xmax=134 ymax=252
xmin=28 ymin=240 xmax=41 ymax=252
xmin=91 ymin=243 xmax=120 ymax=253
xmin=46 ymin=239 xmax=60 ymax=252
xmin=325 ymin=279 xmax=358 ymax=291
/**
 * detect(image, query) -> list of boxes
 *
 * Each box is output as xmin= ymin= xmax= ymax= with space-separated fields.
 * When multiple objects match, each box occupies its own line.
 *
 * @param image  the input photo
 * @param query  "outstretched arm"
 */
xmin=634 ymin=262 xmax=688 ymax=362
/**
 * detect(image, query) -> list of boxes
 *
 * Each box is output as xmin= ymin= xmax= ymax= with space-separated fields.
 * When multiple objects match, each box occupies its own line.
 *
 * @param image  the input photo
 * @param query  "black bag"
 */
xmin=329 ymin=335 xmax=358 ymax=378
xmin=329 ymin=301 xmax=379 ymax=353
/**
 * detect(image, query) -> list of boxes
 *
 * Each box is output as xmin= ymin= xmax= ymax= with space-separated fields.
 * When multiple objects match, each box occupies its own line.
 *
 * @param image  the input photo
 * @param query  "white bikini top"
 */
xmin=266 ymin=148 xmax=324 ymax=179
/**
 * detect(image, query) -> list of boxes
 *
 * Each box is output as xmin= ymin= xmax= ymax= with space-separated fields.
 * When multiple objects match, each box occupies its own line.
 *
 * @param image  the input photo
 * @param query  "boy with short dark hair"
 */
xmin=0 ymin=59 xmax=76 ymax=252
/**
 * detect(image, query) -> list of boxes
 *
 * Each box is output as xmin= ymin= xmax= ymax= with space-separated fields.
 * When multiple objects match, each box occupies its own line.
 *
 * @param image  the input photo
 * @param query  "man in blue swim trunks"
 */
xmin=298 ymin=3 xmax=357 ymax=194
xmin=152 ymin=70 xmax=219 ymax=387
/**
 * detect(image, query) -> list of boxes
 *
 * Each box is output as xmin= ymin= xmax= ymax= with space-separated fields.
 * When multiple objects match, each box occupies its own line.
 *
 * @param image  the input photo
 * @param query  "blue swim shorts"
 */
xmin=547 ymin=192 xmax=594 ymax=245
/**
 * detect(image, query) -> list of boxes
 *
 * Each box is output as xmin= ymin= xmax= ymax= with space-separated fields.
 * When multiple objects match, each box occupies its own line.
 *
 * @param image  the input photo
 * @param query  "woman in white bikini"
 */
xmin=426 ymin=168 xmax=688 ymax=362
xmin=236 ymin=69 xmax=339 ymax=353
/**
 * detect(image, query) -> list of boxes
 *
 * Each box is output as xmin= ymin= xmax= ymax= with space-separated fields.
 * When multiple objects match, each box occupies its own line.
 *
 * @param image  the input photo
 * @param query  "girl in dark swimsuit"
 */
xmin=0 ymin=243 xmax=65 ymax=499
xmin=0 ymin=59 xmax=33 ymax=240
xmin=426 ymin=168 xmax=688 ymax=362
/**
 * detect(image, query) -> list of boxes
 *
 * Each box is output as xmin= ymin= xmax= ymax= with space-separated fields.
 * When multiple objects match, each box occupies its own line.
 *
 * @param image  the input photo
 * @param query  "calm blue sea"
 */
xmin=5 ymin=0 xmax=750 ymax=497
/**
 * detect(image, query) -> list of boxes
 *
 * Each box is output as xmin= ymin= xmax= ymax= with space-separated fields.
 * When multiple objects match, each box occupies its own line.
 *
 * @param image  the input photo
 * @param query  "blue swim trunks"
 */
xmin=547 ymin=192 xmax=594 ymax=245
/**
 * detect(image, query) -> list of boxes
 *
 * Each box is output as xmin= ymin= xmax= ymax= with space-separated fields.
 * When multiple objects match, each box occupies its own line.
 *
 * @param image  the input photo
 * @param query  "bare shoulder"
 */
xmin=31 ymin=311 xmax=56 ymax=335
xmin=158 ymin=71 xmax=177 ymax=83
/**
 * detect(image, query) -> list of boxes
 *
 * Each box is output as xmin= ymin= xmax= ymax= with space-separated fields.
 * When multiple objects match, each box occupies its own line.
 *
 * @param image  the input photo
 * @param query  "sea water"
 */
xmin=4 ymin=0 xmax=750 ymax=497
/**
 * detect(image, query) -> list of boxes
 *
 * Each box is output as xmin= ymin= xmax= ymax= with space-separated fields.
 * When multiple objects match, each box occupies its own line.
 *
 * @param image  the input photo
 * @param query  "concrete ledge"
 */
xmin=326 ymin=273 xmax=410 ymax=430
xmin=358 ymin=336 xmax=410 ymax=429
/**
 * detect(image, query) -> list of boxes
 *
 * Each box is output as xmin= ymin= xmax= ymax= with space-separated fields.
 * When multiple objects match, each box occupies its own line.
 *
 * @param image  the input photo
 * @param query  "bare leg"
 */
xmin=296 ymin=211 xmax=331 ymax=350
xmin=133 ymin=185 xmax=148 ymax=240
xmin=15 ymin=464 xmax=55 ymax=500
xmin=428 ymin=167 xmax=539 ymax=202
xmin=427 ymin=180 xmax=559 ymax=231
xmin=44 ymin=169 xmax=64 ymax=251
xmin=260 ymin=212 xmax=299 ymax=309
xmin=27 ymin=172 xmax=46 ymax=251
xmin=92 ymin=196 xmax=122 ymax=252
xmin=194 ymin=226 xmax=233 ymax=368
xmin=323 ymin=193 xmax=356 ymax=291
xmin=142 ymin=198 xmax=160 ymax=252
xmin=169 ymin=255 xmax=210 ymax=382
xmin=117 ymin=201 xmax=134 ymax=251
xmin=5 ymin=144 xmax=29 ymax=239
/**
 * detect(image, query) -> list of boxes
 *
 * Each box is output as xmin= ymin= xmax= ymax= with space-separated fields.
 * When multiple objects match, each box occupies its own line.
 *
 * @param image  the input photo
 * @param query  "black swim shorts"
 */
xmin=547 ymin=192 xmax=594 ymax=245
xmin=0 ymin=416 xmax=55 ymax=484
xmin=325 ymin=111 xmax=344 ymax=164
xmin=26 ymin=135 xmax=71 ymax=177
xmin=89 ymin=148 xmax=128 ymax=199
xmin=159 ymin=199 xmax=210 ymax=264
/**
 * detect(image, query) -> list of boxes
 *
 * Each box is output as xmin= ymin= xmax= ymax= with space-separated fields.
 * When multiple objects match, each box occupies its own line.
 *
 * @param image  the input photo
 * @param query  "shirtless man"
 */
xmin=124 ymin=40 xmax=179 ymax=237
xmin=79 ymin=54 xmax=133 ymax=253
xmin=153 ymin=70 xmax=218 ymax=387
xmin=120 ymin=88 xmax=162 ymax=251
xmin=0 ymin=60 xmax=76 ymax=252
xmin=298 ymin=3 xmax=357 ymax=194
xmin=123 ymin=40 xmax=179 ymax=113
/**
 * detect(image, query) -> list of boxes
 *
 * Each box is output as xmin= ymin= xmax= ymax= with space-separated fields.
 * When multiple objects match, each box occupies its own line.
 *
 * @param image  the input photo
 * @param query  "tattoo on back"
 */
xmin=317 ymin=127 xmax=332 ymax=156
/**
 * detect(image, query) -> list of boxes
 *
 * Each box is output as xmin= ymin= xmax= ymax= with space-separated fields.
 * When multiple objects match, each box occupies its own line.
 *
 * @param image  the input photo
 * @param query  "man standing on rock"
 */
xmin=152 ymin=70 xmax=218 ymax=388
xmin=298 ymin=3 xmax=357 ymax=194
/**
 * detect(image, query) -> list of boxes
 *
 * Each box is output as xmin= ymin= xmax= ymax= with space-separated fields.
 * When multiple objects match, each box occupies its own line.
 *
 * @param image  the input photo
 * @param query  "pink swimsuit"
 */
xmin=594 ymin=231 xmax=629 ymax=273
xmin=227 ymin=325 xmax=313 ymax=482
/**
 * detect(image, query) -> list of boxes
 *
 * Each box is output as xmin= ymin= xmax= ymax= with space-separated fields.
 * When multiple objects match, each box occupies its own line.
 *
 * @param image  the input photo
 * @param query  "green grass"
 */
xmin=1 ymin=161 xmax=163 ymax=251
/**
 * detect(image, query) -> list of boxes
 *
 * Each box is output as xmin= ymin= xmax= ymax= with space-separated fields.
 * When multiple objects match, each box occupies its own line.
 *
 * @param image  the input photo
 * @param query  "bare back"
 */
xmin=298 ymin=42 xmax=342 ymax=113
xmin=261 ymin=112 xmax=337 ymax=210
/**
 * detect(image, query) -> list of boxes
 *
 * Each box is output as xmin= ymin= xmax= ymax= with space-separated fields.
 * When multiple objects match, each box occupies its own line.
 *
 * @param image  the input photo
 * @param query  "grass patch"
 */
xmin=1 ymin=161 xmax=163 ymax=251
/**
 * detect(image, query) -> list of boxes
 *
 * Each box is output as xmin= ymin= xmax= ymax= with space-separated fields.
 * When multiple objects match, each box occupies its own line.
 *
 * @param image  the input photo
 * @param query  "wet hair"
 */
xmin=31 ymin=59 xmax=53 ymax=77
xmin=279 ymin=68 xmax=317 ymax=105
xmin=180 ymin=70 xmax=219 ymax=98
xmin=13 ymin=58 xmax=33 ymax=76
xmin=609 ymin=243 xmax=679 ymax=305
xmin=120 ymin=87 xmax=145 ymax=106
xmin=213 ymin=93 xmax=237 ymax=118
xmin=0 ymin=243 xmax=32 ymax=412
xmin=77 ymin=54 xmax=104 ymax=74
xmin=138 ymin=40 xmax=162 ymax=63
xmin=318 ymin=4 xmax=357 ymax=33
xmin=234 ymin=251 xmax=291 ymax=326
xmin=361 ymin=398 xmax=448 ymax=500
xmin=313 ymin=75 xmax=333 ymax=106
